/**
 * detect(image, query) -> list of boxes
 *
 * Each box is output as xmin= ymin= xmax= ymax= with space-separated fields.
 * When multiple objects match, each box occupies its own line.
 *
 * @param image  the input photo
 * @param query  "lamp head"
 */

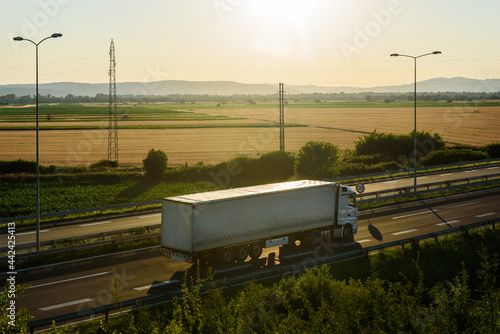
xmin=51 ymin=33 xmax=63 ymax=38
xmin=390 ymin=53 xmax=399 ymax=57
xmin=13 ymin=36 xmax=24 ymax=41
xmin=432 ymin=51 xmax=442 ymax=54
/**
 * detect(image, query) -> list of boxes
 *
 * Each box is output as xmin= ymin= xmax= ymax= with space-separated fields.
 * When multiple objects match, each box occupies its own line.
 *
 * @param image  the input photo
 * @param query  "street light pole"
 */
xmin=14 ymin=33 xmax=63 ymax=251
xmin=390 ymin=51 xmax=441 ymax=193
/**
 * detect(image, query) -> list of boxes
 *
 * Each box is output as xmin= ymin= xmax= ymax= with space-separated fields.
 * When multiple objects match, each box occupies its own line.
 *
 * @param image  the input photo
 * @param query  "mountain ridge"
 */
xmin=1 ymin=77 xmax=499 ymax=97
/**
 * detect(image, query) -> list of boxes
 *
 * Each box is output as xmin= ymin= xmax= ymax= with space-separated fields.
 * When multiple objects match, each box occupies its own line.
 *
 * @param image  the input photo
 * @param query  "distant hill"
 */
xmin=1 ymin=77 xmax=499 ymax=97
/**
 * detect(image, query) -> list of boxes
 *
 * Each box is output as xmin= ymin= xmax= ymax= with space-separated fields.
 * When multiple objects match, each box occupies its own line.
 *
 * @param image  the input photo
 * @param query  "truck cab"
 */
xmin=338 ymin=186 xmax=358 ymax=239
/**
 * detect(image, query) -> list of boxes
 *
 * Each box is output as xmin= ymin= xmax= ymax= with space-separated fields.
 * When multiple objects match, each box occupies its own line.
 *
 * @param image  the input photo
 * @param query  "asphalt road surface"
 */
xmin=3 ymin=188 xmax=499 ymax=324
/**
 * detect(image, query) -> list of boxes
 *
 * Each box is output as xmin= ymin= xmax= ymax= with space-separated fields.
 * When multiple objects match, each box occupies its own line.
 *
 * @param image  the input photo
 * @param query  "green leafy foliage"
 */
xmin=483 ymin=143 xmax=500 ymax=158
xmin=421 ymin=148 xmax=490 ymax=166
xmin=354 ymin=130 xmax=446 ymax=161
xmin=90 ymin=159 xmax=118 ymax=170
xmin=294 ymin=141 xmax=340 ymax=179
xmin=0 ymin=283 xmax=32 ymax=334
xmin=143 ymin=149 xmax=168 ymax=179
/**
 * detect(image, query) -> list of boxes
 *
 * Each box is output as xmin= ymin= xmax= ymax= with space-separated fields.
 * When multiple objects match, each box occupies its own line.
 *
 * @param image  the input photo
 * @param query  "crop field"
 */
xmin=0 ymin=101 xmax=498 ymax=166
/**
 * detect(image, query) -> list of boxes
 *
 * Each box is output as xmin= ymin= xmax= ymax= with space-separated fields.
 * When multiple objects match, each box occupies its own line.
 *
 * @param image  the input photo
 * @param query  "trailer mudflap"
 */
xmin=164 ymin=249 xmax=193 ymax=263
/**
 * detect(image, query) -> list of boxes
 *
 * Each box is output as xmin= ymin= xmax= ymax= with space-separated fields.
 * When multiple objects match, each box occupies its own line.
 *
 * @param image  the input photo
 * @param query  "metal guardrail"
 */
xmin=2 ymin=159 xmax=499 ymax=225
xmin=358 ymin=173 xmax=500 ymax=202
xmin=0 ymin=224 xmax=161 ymax=254
xmin=331 ymin=158 xmax=500 ymax=184
xmin=0 ymin=200 xmax=161 ymax=224
xmin=26 ymin=217 xmax=500 ymax=333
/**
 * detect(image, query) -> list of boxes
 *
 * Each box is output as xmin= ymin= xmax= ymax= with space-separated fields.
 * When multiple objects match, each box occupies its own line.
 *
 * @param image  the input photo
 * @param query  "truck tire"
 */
xmin=219 ymin=248 xmax=234 ymax=265
xmin=343 ymin=224 xmax=353 ymax=241
xmin=249 ymin=242 xmax=263 ymax=259
xmin=235 ymin=245 xmax=249 ymax=262
xmin=305 ymin=230 xmax=320 ymax=246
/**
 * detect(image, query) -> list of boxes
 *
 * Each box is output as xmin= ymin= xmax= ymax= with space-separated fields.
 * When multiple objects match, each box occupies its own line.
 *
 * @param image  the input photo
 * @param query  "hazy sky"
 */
xmin=2 ymin=0 xmax=500 ymax=88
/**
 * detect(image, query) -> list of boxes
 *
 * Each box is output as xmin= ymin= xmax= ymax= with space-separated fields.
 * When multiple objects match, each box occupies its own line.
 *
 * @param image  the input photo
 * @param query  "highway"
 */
xmin=3 ymin=187 xmax=499 ymax=325
xmin=1 ymin=164 xmax=498 ymax=249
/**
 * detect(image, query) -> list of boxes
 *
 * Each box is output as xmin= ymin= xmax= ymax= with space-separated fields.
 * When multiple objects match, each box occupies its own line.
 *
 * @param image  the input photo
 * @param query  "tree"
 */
xmin=294 ymin=141 xmax=339 ymax=179
xmin=142 ymin=149 xmax=167 ymax=179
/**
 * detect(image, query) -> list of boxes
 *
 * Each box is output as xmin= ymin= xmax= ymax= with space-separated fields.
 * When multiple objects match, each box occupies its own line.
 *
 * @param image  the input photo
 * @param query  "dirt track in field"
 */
xmin=0 ymin=106 xmax=497 ymax=166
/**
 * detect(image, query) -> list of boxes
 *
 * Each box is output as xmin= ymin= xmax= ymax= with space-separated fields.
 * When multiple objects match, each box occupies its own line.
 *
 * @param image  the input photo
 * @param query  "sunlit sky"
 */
xmin=2 ymin=0 xmax=500 ymax=88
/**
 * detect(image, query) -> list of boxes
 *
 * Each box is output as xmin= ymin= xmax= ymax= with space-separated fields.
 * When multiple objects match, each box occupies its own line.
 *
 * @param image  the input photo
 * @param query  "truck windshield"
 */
xmin=348 ymin=194 xmax=356 ymax=207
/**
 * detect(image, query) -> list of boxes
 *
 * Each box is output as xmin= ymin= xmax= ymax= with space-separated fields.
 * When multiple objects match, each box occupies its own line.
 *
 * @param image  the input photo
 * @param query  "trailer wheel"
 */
xmin=249 ymin=242 xmax=263 ymax=259
xmin=235 ymin=245 xmax=249 ymax=262
xmin=343 ymin=224 xmax=353 ymax=241
xmin=219 ymin=248 xmax=235 ymax=265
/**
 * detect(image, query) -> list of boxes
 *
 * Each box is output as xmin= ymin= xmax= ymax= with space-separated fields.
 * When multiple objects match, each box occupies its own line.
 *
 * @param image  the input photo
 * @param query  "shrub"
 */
xmin=142 ymin=149 xmax=168 ymax=179
xmin=483 ymin=143 xmax=500 ymax=159
xmin=90 ymin=159 xmax=118 ymax=170
xmin=294 ymin=141 xmax=340 ymax=179
xmin=335 ymin=161 xmax=402 ymax=177
xmin=253 ymin=151 xmax=295 ymax=180
xmin=0 ymin=159 xmax=36 ymax=174
xmin=420 ymin=149 xmax=490 ymax=167
xmin=342 ymin=153 xmax=392 ymax=165
xmin=354 ymin=130 xmax=445 ymax=160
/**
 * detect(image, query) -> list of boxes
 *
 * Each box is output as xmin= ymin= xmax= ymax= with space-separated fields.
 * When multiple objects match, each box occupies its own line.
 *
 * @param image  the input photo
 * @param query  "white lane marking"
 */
xmin=451 ymin=202 xmax=478 ymax=208
xmin=418 ymin=176 xmax=428 ymax=180
xmin=391 ymin=229 xmax=418 ymax=236
xmin=28 ymin=272 xmax=110 ymax=289
xmin=439 ymin=173 xmax=453 ymax=176
xmin=385 ymin=180 xmax=399 ymax=184
xmin=436 ymin=220 xmax=460 ymax=226
xmin=39 ymin=298 xmax=93 ymax=311
xmin=463 ymin=170 xmax=477 ymax=173
xmin=0 ymin=246 xmax=159 ymax=275
xmin=392 ymin=210 xmax=436 ymax=220
xmin=476 ymin=212 xmax=497 ymax=218
xmin=139 ymin=214 xmax=161 ymax=219
xmin=134 ymin=280 xmax=180 ymax=291
xmin=79 ymin=221 xmax=111 ymax=227
xmin=487 ymin=166 xmax=499 ymax=170
xmin=17 ymin=229 xmax=50 ymax=236
xmin=343 ymin=239 xmax=371 ymax=247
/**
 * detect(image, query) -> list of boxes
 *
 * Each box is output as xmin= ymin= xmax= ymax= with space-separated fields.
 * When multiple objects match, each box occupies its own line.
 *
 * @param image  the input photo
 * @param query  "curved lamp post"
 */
xmin=390 ymin=51 xmax=441 ymax=192
xmin=13 ymin=33 xmax=63 ymax=251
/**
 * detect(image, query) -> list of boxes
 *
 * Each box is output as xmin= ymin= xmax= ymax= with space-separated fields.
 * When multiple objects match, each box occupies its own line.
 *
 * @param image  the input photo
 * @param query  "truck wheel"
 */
xmin=306 ymin=230 xmax=320 ymax=246
xmin=343 ymin=225 xmax=353 ymax=241
xmin=249 ymin=242 xmax=263 ymax=259
xmin=220 ymin=248 xmax=234 ymax=265
xmin=235 ymin=245 xmax=249 ymax=262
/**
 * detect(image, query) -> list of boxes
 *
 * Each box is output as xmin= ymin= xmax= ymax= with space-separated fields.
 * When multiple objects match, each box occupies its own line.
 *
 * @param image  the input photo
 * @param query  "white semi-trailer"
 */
xmin=161 ymin=180 xmax=357 ymax=265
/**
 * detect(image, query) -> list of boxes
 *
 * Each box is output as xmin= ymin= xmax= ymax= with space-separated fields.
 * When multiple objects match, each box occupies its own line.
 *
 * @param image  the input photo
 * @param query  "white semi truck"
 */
xmin=161 ymin=180 xmax=358 ymax=265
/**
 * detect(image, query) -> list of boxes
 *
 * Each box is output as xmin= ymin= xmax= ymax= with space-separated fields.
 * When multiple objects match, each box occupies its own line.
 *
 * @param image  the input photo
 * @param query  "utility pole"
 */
xmin=108 ymin=39 xmax=118 ymax=163
xmin=279 ymin=83 xmax=285 ymax=152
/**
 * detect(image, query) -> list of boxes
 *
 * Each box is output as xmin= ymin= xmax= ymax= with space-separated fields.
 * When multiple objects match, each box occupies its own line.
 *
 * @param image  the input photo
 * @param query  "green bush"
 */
xmin=90 ymin=159 xmax=118 ymax=169
xmin=294 ymin=141 xmax=340 ymax=179
xmin=483 ymin=143 xmax=500 ymax=158
xmin=142 ymin=149 xmax=168 ymax=179
xmin=335 ymin=161 xmax=402 ymax=177
xmin=342 ymin=153 xmax=392 ymax=165
xmin=0 ymin=159 xmax=37 ymax=174
xmin=354 ymin=130 xmax=446 ymax=160
xmin=421 ymin=148 xmax=490 ymax=166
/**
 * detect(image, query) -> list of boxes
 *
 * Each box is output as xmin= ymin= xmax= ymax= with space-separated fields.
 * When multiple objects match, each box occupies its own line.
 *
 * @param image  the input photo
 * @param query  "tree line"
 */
xmin=1 ymin=90 xmax=500 ymax=105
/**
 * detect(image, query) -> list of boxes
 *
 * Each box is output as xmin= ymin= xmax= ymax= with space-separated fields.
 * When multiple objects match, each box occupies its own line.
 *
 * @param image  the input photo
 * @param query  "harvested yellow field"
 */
xmin=0 ymin=106 xmax=497 ymax=167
